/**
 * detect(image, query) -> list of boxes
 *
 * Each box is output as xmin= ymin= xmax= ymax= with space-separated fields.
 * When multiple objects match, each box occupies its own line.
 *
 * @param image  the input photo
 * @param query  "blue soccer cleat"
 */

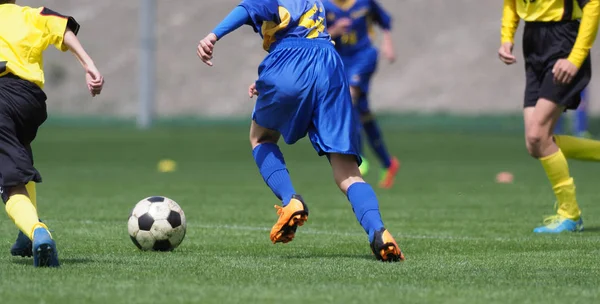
xmin=533 ymin=215 xmax=584 ymax=233
xmin=10 ymin=230 xmax=33 ymax=257
xmin=32 ymin=228 xmax=60 ymax=267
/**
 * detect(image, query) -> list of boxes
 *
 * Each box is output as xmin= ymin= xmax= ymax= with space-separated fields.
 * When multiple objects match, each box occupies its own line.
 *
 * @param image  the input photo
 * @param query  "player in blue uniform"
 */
xmin=323 ymin=0 xmax=399 ymax=189
xmin=555 ymin=88 xmax=592 ymax=138
xmin=196 ymin=0 xmax=404 ymax=262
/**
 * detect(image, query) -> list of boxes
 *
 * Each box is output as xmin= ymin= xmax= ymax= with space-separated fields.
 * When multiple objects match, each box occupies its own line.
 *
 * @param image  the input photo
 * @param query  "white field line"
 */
xmin=193 ymin=224 xmax=600 ymax=242
xmin=55 ymin=220 xmax=600 ymax=242
xmin=64 ymin=220 xmax=600 ymax=242
xmin=192 ymin=224 xmax=522 ymax=242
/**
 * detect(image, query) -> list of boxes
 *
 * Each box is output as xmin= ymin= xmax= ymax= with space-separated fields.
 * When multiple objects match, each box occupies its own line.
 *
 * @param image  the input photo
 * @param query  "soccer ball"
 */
xmin=127 ymin=196 xmax=187 ymax=251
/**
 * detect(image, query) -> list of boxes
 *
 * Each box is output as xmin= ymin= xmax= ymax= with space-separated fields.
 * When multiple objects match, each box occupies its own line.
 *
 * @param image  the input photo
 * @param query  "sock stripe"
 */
xmin=265 ymin=168 xmax=289 ymax=184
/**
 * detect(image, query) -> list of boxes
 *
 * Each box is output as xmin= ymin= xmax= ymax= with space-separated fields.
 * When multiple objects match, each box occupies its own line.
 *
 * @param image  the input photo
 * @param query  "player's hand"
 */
xmin=381 ymin=35 xmax=396 ymax=63
xmin=248 ymin=83 xmax=259 ymax=98
xmin=552 ymin=59 xmax=578 ymax=85
xmin=498 ymin=42 xmax=516 ymax=65
xmin=197 ymin=33 xmax=218 ymax=66
xmin=85 ymin=65 xmax=104 ymax=97
xmin=328 ymin=18 xmax=352 ymax=38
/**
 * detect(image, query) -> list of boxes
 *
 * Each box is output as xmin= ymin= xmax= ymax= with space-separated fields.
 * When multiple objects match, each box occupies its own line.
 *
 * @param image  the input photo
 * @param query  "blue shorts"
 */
xmin=340 ymin=47 xmax=378 ymax=114
xmin=252 ymin=38 xmax=361 ymax=163
xmin=340 ymin=47 xmax=378 ymax=94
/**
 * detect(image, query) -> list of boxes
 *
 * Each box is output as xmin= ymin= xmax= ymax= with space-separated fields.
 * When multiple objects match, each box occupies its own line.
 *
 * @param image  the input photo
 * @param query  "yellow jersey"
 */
xmin=0 ymin=4 xmax=80 ymax=89
xmin=501 ymin=0 xmax=600 ymax=68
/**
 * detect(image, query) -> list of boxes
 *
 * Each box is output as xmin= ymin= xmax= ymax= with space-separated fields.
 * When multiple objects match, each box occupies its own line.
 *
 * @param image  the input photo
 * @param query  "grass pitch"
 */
xmin=0 ymin=124 xmax=599 ymax=304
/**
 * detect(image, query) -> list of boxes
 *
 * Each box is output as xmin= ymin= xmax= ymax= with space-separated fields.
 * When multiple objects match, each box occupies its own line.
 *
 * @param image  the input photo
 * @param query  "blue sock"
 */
xmin=575 ymin=107 xmax=588 ymax=135
xmin=346 ymin=182 xmax=384 ymax=242
xmin=363 ymin=117 xmax=392 ymax=168
xmin=252 ymin=143 xmax=296 ymax=206
xmin=575 ymin=94 xmax=588 ymax=135
xmin=554 ymin=115 xmax=565 ymax=135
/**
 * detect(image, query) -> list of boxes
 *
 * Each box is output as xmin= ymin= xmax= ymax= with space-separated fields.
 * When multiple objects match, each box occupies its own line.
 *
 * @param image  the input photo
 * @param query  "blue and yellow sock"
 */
xmin=347 ymin=182 xmax=384 ymax=242
xmin=363 ymin=118 xmax=392 ymax=168
xmin=252 ymin=143 xmax=296 ymax=206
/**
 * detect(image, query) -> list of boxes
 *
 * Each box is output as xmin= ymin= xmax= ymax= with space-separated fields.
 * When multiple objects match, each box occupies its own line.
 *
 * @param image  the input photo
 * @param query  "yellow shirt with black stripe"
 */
xmin=501 ymin=0 xmax=600 ymax=68
xmin=0 ymin=4 xmax=80 ymax=89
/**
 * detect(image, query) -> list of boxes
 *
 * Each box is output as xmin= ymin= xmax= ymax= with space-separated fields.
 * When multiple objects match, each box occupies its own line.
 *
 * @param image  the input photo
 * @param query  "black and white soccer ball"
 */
xmin=128 ymin=196 xmax=187 ymax=251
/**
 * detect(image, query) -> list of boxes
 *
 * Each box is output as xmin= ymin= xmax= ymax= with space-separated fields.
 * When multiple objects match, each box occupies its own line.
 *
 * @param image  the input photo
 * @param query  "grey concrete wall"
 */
xmin=23 ymin=0 xmax=600 ymax=117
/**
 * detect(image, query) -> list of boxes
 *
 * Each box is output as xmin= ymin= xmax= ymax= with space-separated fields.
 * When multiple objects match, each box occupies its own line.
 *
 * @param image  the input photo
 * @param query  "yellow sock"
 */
xmin=25 ymin=182 xmax=37 ymax=209
xmin=5 ymin=194 xmax=47 ymax=240
xmin=554 ymin=135 xmax=600 ymax=161
xmin=540 ymin=149 xmax=581 ymax=220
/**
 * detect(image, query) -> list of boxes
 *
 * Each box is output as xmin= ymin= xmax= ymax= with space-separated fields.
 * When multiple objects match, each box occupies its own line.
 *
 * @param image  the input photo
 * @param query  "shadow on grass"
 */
xmin=11 ymin=257 xmax=94 ymax=266
xmin=583 ymin=226 xmax=600 ymax=233
xmin=284 ymin=254 xmax=376 ymax=261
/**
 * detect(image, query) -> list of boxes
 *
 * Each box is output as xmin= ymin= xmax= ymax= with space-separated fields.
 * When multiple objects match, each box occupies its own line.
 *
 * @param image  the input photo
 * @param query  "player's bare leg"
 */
xmin=250 ymin=121 xmax=308 ymax=244
xmin=524 ymin=99 xmax=563 ymax=158
xmin=525 ymin=99 xmax=583 ymax=233
xmin=329 ymin=153 xmax=404 ymax=262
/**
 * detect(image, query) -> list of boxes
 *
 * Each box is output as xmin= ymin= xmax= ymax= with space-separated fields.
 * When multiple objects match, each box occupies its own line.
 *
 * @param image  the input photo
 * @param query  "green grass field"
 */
xmin=1 ymin=124 xmax=599 ymax=304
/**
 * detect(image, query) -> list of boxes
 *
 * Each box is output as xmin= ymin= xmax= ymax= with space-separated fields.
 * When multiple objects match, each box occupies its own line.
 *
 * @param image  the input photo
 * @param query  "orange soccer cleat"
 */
xmin=270 ymin=195 xmax=309 ymax=244
xmin=370 ymin=228 xmax=405 ymax=262
xmin=378 ymin=157 xmax=400 ymax=189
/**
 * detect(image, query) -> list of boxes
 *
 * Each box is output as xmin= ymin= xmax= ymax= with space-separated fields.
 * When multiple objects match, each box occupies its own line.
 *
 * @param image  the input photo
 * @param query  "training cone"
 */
xmin=157 ymin=159 xmax=177 ymax=173
xmin=495 ymin=171 xmax=513 ymax=184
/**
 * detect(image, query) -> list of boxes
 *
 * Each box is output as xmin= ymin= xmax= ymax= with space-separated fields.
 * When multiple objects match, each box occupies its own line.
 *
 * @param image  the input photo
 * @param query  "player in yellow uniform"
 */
xmin=0 ymin=0 xmax=104 ymax=266
xmin=499 ymin=0 xmax=600 ymax=233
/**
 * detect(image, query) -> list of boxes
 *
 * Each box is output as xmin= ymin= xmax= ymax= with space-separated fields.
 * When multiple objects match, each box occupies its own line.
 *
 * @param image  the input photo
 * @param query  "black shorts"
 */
xmin=523 ymin=21 xmax=592 ymax=110
xmin=0 ymin=74 xmax=47 ymax=193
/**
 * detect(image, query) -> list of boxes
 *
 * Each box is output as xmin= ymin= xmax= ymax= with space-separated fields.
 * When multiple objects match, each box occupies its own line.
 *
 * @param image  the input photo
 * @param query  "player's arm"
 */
xmin=370 ymin=0 xmax=392 ymax=31
xmin=62 ymin=30 xmax=104 ymax=96
xmin=498 ymin=0 xmax=519 ymax=64
xmin=567 ymin=0 xmax=600 ymax=68
xmin=32 ymin=7 xmax=103 ymax=96
xmin=197 ymin=6 xmax=251 ymax=66
xmin=370 ymin=0 xmax=395 ymax=62
xmin=327 ymin=18 xmax=352 ymax=39
xmin=500 ymin=0 xmax=519 ymax=44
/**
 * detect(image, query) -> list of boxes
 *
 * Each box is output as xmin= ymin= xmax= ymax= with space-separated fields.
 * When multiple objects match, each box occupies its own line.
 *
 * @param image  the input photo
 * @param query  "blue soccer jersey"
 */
xmin=210 ymin=0 xmax=362 ymax=161
xmin=238 ymin=0 xmax=331 ymax=51
xmin=322 ymin=0 xmax=392 ymax=57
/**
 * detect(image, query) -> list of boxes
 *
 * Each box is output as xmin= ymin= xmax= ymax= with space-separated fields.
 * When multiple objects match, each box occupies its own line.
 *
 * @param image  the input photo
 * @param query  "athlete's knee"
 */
xmin=525 ymin=135 xmax=542 ymax=158
xmin=329 ymin=153 xmax=364 ymax=193
xmin=250 ymin=132 xmax=278 ymax=148
xmin=249 ymin=122 xmax=280 ymax=148
xmin=523 ymin=103 xmax=560 ymax=158
xmin=525 ymin=127 xmax=552 ymax=158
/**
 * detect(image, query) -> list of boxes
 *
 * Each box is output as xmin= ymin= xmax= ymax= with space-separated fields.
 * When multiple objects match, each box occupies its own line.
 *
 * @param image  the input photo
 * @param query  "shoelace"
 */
xmin=542 ymin=214 xmax=563 ymax=226
xmin=541 ymin=202 xmax=563 ymax=225
xmin=274 ymin=205 xmax=284 ymax=216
